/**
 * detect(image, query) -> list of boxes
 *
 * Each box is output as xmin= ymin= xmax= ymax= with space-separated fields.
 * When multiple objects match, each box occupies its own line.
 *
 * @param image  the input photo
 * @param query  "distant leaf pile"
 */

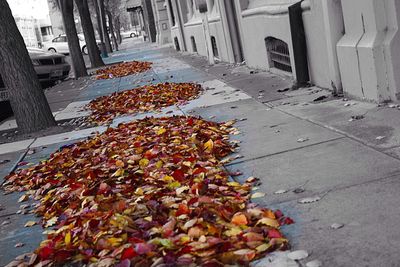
xmin=95 ymin=61 xmax=152 ymax=80
xmin=87 ymin=83 xmax=202 ymax=124
xmin=4 ymin=116 xmax=292 ymax=266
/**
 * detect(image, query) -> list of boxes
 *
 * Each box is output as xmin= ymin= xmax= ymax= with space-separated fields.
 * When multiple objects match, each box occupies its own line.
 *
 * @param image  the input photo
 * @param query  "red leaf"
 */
xmin=267 ymin=229 xmax=283 ymax=239
xmin=274 ymin=210 xmax=284 ymax=219
xmin=121 ymin=246 xmax=137 ymax=260
xmin=38 ymin=245 xmax=54 ymax=260
xmin=172 ymin=169 xmax=185 ymax=182
xmin=176 ymin=204 xmax=190 ymax=216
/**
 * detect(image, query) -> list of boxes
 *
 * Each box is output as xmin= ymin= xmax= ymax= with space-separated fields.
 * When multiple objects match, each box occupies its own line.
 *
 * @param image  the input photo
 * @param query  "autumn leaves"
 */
xmin=3 ymin=61 xmax=292 ymax=266
xmin=95 ymin=61 xmax=152 ymax=80
xmin=87 ymin=82 xmax=203 ymax=125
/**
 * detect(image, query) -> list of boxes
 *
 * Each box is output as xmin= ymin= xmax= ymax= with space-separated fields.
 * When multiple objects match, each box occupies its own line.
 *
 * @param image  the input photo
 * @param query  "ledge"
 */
xmin=184 ymin=16 xmax=221 ymax=27
xmin=242 ymin=0 xmax=310 ymax=18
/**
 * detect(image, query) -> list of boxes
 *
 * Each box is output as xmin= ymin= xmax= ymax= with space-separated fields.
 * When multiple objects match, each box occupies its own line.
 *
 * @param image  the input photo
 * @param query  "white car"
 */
xmin=42 ymin=34 xmax=89 ymax=55
xmin=120 ymin=30 xmax=140 ymax=39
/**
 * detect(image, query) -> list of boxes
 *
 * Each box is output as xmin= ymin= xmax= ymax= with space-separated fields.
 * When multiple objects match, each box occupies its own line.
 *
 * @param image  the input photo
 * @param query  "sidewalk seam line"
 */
xmin=274 ymin=106 xmax=400 ymax=163
xmin=268 ymin=169 xmax=400 ymax=207
xmin=227 ymin=136 xmax=346 ymax=167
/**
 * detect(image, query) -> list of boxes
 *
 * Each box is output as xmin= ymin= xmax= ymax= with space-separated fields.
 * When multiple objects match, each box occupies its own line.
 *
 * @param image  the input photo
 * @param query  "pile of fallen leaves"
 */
xmin=95 ymin=61 xmax=152 ymax=80
xmin=4 ymin=116 xmax=292 ymax=267
xmin=87 ymin=83 xmax=203 ymax=124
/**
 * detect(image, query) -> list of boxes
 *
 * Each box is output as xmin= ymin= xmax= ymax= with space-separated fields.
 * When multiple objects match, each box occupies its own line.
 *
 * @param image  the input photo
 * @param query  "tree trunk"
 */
xmin=107 ymin=11 xmax=118 ymax=51
xmin=115 ymin=16 xmax=122 ymax=44
xmin=75 ymin=0 xmax=104 ymax=68
xmin=0 ymin=0 xmax=56 ymax=133
xmin=92 ymin=0 xmax=104 ymax=42
xmin=60 ymin=0 xmax=87 ymax=78
xmin=98 ymin=0 xmax=112 ymax=53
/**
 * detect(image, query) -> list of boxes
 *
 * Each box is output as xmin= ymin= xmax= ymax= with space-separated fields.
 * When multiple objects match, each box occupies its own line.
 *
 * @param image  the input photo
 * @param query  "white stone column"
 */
xmin=186 ymin=0 xmax=193 ymax=20
xmin=321 ymin=0 xmax=344 ymax=94
xmin=337 ymin=0 xmax=400 ymax=102
xmin=217 ymin=0 xmax=235 ymax=63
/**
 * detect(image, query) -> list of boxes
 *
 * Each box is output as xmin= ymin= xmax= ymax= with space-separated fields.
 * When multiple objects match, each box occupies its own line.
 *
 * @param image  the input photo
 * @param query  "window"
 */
xmin=54 ymin=36 xmax=67 ymax=43
xmin=191 ymin=36 xmax=197 ymax=53
xmin=211 ymin=36 xmax=218 ymax=58
xmin=174 ymin=37 xmax=180 ymax=51
xmin=265 ymin=37 xmax=292 ymax=73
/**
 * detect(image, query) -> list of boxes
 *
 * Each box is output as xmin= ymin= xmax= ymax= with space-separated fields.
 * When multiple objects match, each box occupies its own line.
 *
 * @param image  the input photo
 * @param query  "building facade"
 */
xmin=160 ymin=0 xmax=400 ymax=103
xmin=151 ymin=0 xmax=172 ymax=44
xmin=8 ymin=0 xmax=54 ymax=48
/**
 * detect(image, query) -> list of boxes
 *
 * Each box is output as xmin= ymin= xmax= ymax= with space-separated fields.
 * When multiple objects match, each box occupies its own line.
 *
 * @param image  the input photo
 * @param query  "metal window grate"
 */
xmin=191 ymin=36 xmax=197 ymax=53
xmin=265 ymin=37 xmax=292 ymax=73
xmin=174 ymin=37 xmax=180 ymax=51
xmin=0 ymin=90 xmax=9 ymax=101
xmin=211 ymin=36 xmax=219 ymax=58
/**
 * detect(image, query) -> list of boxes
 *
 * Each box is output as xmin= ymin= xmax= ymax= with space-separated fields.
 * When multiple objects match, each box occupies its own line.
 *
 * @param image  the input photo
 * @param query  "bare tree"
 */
xmin=60 ymin=0 xmax=88 ymax=78
xmin=75 ymin=0 xmax=105 ymax=68
xmin=0 ymin=0 xmax=56 ymax=133
xmin=106 ymin=9 xmax=118 ymax=51
xmin=97 ymin=0 xmax=112 ymax=53
xmin=105 ymin=0 xmax=126 ymax=46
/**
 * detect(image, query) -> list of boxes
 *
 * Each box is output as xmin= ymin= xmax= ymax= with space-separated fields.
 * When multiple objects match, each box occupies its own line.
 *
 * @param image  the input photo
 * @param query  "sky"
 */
xmin=7 ymin=0 xmax=50 ymax=20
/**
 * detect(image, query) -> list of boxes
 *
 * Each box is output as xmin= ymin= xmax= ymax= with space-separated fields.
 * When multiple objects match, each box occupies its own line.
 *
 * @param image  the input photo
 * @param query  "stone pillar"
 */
xmin=186 ymin=0 xmax=193 ymax=20
xmin=337 ymin=0 xmax=400 ymax=102
xmin=321 ymin=0 xmax=344 ymax=94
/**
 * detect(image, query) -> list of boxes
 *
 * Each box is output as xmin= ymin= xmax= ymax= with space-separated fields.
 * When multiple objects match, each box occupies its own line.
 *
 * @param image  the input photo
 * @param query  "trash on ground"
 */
xmin=298 ymin=196 xmax=321 ymax=204
xmin=331 ymin=223 xmax=344 ymax=230
xmin=306 ymin=259 xmax=323 ymax=267
xmin=287 ymin=250 xmax=309 ymax=261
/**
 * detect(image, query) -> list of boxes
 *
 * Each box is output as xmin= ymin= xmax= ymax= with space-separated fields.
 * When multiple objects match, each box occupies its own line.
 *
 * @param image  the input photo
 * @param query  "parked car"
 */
xmin=0 ymin=48 xmax=71 ymax=114
xmin=42 ymin=34 xmax=90 ymax=55
xmin=120 ymin=30 xmax=140 ymax=39
xmin=28 ymin=48 xmax=71 ymax=84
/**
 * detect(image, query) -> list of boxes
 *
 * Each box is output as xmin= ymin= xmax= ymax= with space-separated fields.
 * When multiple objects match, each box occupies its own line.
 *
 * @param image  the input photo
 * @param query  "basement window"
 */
xmin=174 ymin=37 xmax=180 ymax=51
xmin=265 ymin=37 xmax=292 ymax=73
xmin=211 ymin=36 xmax=219 ymax=58
xmin=191 ymin=36 xmax=197 ymax=53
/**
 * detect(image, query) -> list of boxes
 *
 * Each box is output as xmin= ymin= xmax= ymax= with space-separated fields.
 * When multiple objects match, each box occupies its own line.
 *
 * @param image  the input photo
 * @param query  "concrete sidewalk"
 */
xmin=2 ymin=39 xmax=400 ymax=266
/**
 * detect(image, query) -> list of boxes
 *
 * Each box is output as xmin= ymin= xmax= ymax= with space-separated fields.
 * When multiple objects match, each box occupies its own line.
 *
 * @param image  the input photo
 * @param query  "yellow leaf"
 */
xmin=24 ymin=221 xmax=37 ymax=227
xmin=157 ymin=128 xmax=167 ymax=135
xmin=45 ymin=217 xmax=58 ymax=228
xmin=227 ymin=182 xmax=240 ymax=187
xmin=112 ymin=168 xmax=124 ymax=177
xmin=107 ymin=237 xmax=123 ymax=247
xmin=144 ymin=216 xmax=152 ymax=221
xmin=256 ymin=217 xmax=280 ymax=228
xmin=204 ymin=139 xmax=214 ymax=152
xmin=256 ymin=243 xmax=271 ymax=253
xmin=224 ymin=227 xmax=242 ymax=237
xmin=180 ymin=235 xmax=191 ymax=244
xmin=135 ymin=188 xmax=144 ymax=195
xmin=18 ymin=194 xmax=29 ymax=203
xmin=65 ymin=231 xmax=71 ymax=245
xmin=168 ymin=181 xmax=181 ymax=189
xmin=251 ymin=192 xmax=266 ymax=199
xmin=163 ymin=175 xmax=174 ymax=182
xmin=139 ymin=158 xmax=149 ymax=169
xmin=155 ymin=160 xmax=163 ymax=169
